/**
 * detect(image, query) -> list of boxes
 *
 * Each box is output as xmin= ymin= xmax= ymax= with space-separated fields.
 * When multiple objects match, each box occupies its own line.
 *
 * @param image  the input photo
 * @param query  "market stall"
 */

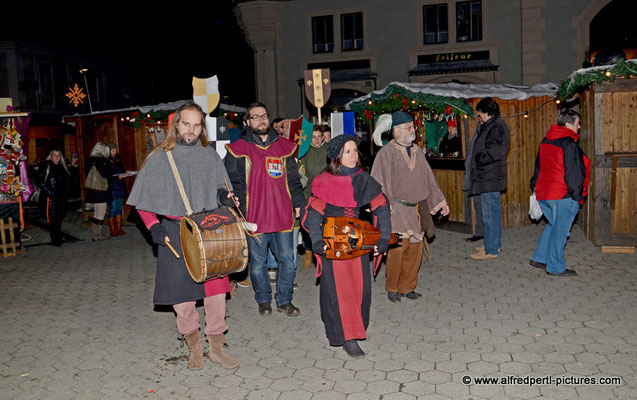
xmin=1 ymin=106 xmax=31 ymax=256
xmin=346 ymin=82 xmax=560 ymax=231
xmin=560 ymin=59 xmax=637 ymax=247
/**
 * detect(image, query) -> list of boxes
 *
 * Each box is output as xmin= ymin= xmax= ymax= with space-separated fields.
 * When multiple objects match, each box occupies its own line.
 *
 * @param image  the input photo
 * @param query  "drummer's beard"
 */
xmin=177 ymin=132 xmax=200 ymax=146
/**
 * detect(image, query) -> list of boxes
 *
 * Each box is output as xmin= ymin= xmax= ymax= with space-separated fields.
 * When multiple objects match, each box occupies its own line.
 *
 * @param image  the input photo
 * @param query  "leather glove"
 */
xmin=376 ymin=238 xmax=390 ymax=254
xmin=312 ymin=240 xmax=327 ymax=255
xmin=217 ymin=189 xmax=236 ymax=207
xmin=150 ymin=223 xmax=168 ymax=246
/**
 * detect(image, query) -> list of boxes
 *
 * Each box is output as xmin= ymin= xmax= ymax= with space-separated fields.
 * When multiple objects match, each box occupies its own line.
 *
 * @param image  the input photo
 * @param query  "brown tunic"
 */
xmin=371 ymin=140 xmax=446 ymax=242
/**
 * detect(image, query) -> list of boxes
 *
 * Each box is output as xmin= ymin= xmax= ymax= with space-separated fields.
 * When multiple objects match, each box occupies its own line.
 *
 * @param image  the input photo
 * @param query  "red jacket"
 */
xmin=530 ymin=125 xmax=590 ymax=204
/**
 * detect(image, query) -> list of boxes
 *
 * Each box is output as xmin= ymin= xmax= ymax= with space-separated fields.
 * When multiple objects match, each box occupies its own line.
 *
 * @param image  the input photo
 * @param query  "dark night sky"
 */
xmin=3 ymin=1 xmax=255 ymax=107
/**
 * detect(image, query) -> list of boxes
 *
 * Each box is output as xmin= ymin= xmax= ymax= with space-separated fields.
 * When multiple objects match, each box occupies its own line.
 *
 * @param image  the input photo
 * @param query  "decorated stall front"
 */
xmin=347 ymin=82 xmax=560 ymax=232
xmin=558 ymin=59 xmax=637 ymax=247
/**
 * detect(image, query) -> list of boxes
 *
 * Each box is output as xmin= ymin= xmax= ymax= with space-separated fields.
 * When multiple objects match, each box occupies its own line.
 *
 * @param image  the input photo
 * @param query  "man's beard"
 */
xmin=177 ymin=133 xmax=200 ymax=146
xmin=250 ymin=125 xmax=269 ymax=136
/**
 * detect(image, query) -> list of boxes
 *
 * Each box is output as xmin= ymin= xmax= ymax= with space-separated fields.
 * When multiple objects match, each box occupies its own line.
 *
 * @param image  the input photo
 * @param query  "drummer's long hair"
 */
xmin=142 ymin=102 xmax=209 ymax=168
xmin=157 ymin=101 xmax=209 ymax=152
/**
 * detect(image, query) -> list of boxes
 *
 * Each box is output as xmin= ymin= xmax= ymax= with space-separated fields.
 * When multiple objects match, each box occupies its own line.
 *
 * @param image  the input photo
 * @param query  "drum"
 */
xmin=180 ymin=207 xmax=248 ymax=283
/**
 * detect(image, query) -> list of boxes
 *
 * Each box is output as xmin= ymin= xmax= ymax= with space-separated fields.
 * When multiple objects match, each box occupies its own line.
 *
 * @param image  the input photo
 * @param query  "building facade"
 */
xmin=235 ymin=0 xmax=635 ymax=119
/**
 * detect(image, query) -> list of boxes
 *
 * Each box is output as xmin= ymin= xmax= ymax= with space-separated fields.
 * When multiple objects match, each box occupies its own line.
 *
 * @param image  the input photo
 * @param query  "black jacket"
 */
xmin=469 ymin=116 xmax=510 ymax=195
xmin=224 ymin=127 xmax=305 ymax=216
xmin=38 ymin=160 xmax=71 ymax=220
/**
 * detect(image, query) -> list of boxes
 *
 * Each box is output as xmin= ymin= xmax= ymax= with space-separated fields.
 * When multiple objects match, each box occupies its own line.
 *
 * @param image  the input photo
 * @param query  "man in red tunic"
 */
xmin=225 ymin=102 xmax=305 ymax=317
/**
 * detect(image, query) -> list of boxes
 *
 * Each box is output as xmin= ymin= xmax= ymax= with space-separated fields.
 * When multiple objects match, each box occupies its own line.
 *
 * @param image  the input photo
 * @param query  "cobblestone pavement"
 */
xmin=1 ymin=211 xmax=636 ymax=399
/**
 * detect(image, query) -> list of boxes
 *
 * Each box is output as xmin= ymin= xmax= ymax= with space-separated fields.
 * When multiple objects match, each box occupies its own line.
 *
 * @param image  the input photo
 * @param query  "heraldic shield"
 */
xmin=289 ymin=115 xmax=313 ymax=159
xmin=303 ymin=68 xmax=331 ymax=108
xmin=192 ymin=75 xmax=220 ymax=114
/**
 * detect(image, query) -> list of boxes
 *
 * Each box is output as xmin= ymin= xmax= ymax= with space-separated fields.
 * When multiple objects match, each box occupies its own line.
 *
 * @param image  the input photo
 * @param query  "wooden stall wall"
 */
xmin=579 ymin=80 xmax=637 ymax=246
xmin=432 ymin=96 xmax=559 ymax=230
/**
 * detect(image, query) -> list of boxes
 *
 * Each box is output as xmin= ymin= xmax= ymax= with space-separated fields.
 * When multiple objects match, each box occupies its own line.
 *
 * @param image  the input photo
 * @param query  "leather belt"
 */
xmin=395 ymin=199 xmax=418 ymax=207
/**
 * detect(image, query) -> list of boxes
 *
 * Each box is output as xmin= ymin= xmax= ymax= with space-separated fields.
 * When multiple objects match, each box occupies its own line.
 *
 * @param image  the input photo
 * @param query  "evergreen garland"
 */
xmin=556 ymin=58 xmax=637 ymax=102
xmin=348 ymin=84 xmax=474 ymax=120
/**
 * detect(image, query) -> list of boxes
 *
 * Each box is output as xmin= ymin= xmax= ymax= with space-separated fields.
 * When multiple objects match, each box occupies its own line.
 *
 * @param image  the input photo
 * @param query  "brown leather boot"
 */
xmin=91 ymin=219 xmax=110 ymax=241
xmin=206 ymin=334 xmax=239 ymax=369
xmin=115 ymin=215 xmax=126 ymax=235
xmin=184 ymin=331 xmax=204 ymax=370
xmin=107 ymin=218 xmax=119 ymax=236
xmin=303 ymin=252 xmax=313 ymax=269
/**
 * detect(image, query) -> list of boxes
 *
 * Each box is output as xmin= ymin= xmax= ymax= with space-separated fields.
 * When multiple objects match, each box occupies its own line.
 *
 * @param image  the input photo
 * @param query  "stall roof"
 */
xmin=345 ymin=81 xmax=558 ymax=111
xmin=62 ymin=100 xmax=247 ymax=122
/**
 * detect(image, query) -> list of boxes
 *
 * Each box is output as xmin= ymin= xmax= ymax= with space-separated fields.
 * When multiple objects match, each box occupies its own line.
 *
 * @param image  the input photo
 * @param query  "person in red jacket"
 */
xmin=529 ymin=109 xmax=591 ymax=277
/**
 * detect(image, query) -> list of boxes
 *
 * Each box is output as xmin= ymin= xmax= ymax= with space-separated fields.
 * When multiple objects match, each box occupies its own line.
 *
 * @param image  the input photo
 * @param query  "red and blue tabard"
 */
xmin=226 ymin=138 xmax=297 ymax=233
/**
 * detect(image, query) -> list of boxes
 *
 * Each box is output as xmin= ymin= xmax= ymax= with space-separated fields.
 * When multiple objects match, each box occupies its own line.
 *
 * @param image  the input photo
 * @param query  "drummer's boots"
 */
xmin=90 ymin=218 xmax=110 ymax=241
xmin=115 ymin=215 xmax=126 ymax=235
xmin=184 ymin=331 xmax=204 ymax=370
xmin=206 ymin=334 xmax=239 ymax=369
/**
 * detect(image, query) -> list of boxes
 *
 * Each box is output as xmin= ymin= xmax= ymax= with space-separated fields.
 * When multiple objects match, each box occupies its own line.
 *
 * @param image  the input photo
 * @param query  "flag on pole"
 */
xmin=205 ymin=116 xmax=230 ymax=158
xmin=330 ymin=112 xmax=356 ymax=138
xmin=288 ymin=115 xmax=314 ymax=159
xmin=192 ymin=75 xmax=220 ymax=114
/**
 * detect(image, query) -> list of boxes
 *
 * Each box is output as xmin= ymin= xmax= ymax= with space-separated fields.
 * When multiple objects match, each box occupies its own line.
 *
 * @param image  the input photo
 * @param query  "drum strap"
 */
xmin=166 ymin=151 xmax=193 ymax=216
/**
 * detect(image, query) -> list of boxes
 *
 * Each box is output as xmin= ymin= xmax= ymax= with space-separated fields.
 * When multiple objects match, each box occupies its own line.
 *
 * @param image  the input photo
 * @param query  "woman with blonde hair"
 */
xmin=38 ymin=148 xmax=71 ymax=246
xmin=85 ymin=141 xmax=112 ymax=241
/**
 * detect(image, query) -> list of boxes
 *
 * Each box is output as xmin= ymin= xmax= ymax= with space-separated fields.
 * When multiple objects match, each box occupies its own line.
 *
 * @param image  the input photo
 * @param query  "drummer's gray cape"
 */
xmin=127 ymin=143 xmax=231 ymax=216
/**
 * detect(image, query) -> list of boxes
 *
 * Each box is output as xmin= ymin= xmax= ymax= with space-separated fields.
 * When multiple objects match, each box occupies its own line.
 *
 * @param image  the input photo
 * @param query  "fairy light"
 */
xmin=605 ymin=71 xmax=612 ymax=77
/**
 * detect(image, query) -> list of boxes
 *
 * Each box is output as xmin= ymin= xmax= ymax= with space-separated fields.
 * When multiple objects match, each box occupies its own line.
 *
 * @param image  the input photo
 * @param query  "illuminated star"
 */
xmin=66 ymin=84 xmax=86 ymax=108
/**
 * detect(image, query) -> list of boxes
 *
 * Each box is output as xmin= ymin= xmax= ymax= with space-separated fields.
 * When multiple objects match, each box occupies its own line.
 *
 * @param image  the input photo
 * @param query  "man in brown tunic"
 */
xmin=371 ymin=111 xmax=449 ymax=302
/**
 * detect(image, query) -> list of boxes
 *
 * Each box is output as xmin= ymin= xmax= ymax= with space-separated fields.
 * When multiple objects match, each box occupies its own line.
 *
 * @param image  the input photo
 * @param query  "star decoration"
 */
xmin=66 ymin=84 xmax=86 ymax=108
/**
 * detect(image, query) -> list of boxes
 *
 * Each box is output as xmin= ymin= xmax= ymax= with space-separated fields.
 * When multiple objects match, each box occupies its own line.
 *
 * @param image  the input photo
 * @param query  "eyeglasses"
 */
xmin=249 ymin=113 xmax=269 ymax=121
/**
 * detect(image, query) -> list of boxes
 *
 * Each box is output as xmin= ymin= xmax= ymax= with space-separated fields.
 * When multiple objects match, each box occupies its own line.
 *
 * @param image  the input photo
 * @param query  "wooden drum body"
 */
xmin=323 ymin=216 xmax=399 ymax=260
xmin=180 ymin=207 xmax=248 ymax=283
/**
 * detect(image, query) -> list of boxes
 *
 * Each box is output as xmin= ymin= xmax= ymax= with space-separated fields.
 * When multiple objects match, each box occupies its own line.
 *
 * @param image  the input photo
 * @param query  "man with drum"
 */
xmin=127 ymin=101 xmax=239 ymax=370
xmin=225 ymin=102 xmax=305 ymax=317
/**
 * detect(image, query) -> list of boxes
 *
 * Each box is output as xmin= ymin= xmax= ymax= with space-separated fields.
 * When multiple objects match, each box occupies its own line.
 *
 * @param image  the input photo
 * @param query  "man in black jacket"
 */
xmin=468 ymin=98 xmax=510 ymax=260
xmin=225 ymin=102 xmax=305 ymax=317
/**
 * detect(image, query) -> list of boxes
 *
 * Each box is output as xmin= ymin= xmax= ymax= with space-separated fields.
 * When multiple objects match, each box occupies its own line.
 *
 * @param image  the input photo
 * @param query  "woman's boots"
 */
xmin=90 ymin=218 xmax=110 ymax=241
xmin=107 ymin=215 xmax=126 ymax=237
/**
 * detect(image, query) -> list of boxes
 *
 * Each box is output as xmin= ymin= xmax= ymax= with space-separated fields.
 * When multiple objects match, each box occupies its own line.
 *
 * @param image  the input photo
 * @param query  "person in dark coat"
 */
xmin=468 ymin=97 xmax=510 ymax=260
xmin=85 ymin=141 xmax=111 ymax=241
xmin=38 ymin=149 xmax=71 ymax=246
xmin=106 ymin=143 xmax=128 ymax=236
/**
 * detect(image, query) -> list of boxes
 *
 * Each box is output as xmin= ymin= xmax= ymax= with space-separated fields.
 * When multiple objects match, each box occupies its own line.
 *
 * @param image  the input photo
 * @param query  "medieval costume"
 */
xmin=371 ymin=111 xmax=447 ymax=301
xmin=127 ymin=141 xmax=238 ymax=369
xmin=225 ymin=126 xmax=305 ymax=315
xmin=302 ymin=135 xmax=391 ymax=356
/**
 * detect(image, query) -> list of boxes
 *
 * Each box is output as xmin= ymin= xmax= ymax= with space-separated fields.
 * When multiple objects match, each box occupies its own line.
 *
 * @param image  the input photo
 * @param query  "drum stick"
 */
xmin=225 ymin=179 xmax=261 ymax=243
xmin=165 ymin=239 xmax=180 ymax=259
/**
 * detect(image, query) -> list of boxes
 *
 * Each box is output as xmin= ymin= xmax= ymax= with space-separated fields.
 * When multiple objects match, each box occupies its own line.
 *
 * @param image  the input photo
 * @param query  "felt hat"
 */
xmin=390 ymin=111 xmax=413 ymax=129
xmin=447 ymin=119 xmax=457 ymax=128
xmin=372 ymin=111 xmax=414 ymax=146
xmin=326 ymin=134 xmax=356 ymax=160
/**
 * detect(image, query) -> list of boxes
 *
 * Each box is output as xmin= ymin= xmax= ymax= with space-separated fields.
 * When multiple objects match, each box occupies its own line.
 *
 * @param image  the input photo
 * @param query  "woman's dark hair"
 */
xmin=325 ymin=141 xmax=363 ymax=175
xmin=476 ymin=97 xmax=500 ymax=117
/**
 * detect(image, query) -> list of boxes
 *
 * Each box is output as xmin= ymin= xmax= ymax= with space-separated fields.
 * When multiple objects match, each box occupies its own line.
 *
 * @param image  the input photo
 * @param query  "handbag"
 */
xmin=85 ymin=165 xmax=108 ymax=191
xmin=529 ymin=191 xmax=542 ymax=220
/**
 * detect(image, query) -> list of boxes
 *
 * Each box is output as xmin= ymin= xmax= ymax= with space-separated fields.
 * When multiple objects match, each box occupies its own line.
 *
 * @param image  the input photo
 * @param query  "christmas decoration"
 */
xmin=556 ymin=58 xmax=637 ymax=102
xmin=65 ymin=83 xmax=87 ymax=108
xmin=0 ymin=119 xmax=27 ymax=200
xmin=347 ymin=84 xmax=474 ymax=120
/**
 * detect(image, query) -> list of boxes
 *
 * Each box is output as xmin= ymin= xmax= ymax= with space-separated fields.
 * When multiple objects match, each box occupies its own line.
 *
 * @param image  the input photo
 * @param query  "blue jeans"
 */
xmin=532 ymin=198 xmax=580 ymax=274
xmin=480 ymin=191 xmax=502 ymax=255
xmin=108 ymin=198 xmax=123 ymax=218
xmin=247 ymin=231 xmax=297 ymax=306
xmin=266 ymin=227 xmax=299 ymax=270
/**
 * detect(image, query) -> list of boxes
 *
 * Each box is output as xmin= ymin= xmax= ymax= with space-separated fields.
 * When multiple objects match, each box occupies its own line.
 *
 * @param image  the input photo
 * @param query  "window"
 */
xmin=456 ymin=1 xmax=482 ymax=42
xmin=312 ymin=15 xmax=334 ymax=53
xmin=341 ymin=12 xmax=364 ymax=51
xmin=423 ymin=4 xmax=448 ymax=44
